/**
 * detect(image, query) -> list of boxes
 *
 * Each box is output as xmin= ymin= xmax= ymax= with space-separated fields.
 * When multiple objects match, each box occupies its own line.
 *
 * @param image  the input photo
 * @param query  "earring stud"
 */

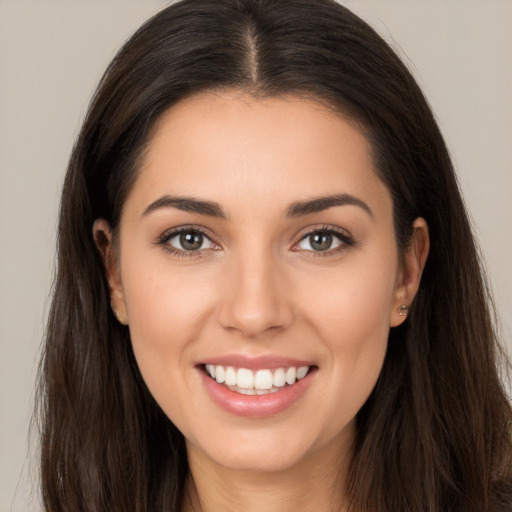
xmin=397 ymin=304 xmax=409 ymax=317
xmin=112 ymin=308 xmax=128 ymax=325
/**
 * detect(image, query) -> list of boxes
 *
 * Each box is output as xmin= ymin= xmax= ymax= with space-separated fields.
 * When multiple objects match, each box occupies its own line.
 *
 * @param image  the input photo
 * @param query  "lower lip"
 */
xmin=199 ymin=367 xmax=316 ymax=418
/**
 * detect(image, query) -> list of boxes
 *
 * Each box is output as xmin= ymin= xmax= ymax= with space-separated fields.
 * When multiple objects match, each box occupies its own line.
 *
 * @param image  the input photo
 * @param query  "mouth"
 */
xmin=197 ymin=355 xmax=317 ymax=417
xmin=202 ymin=364 xmax=313 ymax=396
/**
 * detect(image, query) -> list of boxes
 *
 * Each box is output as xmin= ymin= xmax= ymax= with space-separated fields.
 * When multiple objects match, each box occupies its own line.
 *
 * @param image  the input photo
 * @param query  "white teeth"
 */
xmin=254 ymin=369 xmax=273 ymax=390
xmin=225 ymin=366 xmax=237 ymax=386
xmin=228 ymin=385 xmax=280 ymax=395
xmin=238 ymin=387 xmax=256 ymax=395
xmin=206 ymin=364 xmax=312 ymax=392
xmin=297 ymin=366 xmax=309 ymax=380
xmin=272 ymin=368 xmax=286 ymax=387
xmin=236 ymin=368 xmax=254 ymax=389
xmin=214 ymin=365 xmax=224 ymax=384
xmin=285 ymin=367 xmax=297 ymax=385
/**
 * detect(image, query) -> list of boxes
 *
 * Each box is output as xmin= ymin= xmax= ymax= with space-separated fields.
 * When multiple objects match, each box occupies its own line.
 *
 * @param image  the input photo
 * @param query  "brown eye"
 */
xmin=166 ymin=230 xmax=215 ymax=252
xmin=309 ymin=232 xmax=333 ymax=251
xmin=296 ymin=229 xmax=347 ymax=253
xmin=180 ymin=232 xmax=204 ymax=251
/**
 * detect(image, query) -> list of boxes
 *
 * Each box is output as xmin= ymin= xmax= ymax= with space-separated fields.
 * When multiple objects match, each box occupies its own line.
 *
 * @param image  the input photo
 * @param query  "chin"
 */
xmin=186 ymin=426 xmax=330 ymax=474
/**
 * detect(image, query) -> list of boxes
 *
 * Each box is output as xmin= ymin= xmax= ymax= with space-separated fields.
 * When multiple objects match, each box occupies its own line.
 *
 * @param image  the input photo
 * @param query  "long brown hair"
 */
xmin=38 ymin=1 xmax=512 ymax=510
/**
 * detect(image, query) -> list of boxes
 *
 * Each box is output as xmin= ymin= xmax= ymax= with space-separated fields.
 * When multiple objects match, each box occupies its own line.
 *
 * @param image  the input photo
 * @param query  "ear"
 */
xmin=93 ymin=219 xmax=128 ymax=325
xmin=390 ymin=217 xmax=430 ymax=327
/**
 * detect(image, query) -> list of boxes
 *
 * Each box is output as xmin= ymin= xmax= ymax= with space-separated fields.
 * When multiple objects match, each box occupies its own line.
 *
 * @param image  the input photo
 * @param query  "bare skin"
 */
xmin=95 ymin=91 xmax=429 ymax=512
xmin=183 ymin=434 xmax=350 ymax=512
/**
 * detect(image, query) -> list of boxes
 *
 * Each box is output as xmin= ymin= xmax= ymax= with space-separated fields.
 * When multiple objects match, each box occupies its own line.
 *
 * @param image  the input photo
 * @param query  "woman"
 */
xmin=38 ymin=0 xmax=512 ymax=510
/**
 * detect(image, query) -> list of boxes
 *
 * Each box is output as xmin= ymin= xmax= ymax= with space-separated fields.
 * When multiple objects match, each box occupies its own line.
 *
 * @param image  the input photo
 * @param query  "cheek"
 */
xmin=118 ymin=253 xmax=219 ymax=403
xmin=123 ymin=253 xmax=216 ymax=338
xmin=305 ymin=253 xmax=397 ymax=343
xmin=299 ymin=255 xmax=397 ymax=420
xmin=121 ymin=274 xmax=214 ymax=440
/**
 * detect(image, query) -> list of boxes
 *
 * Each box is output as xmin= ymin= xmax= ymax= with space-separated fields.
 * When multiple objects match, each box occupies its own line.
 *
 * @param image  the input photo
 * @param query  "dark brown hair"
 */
xmin=38 ymin=0 xmax=512 ymax=510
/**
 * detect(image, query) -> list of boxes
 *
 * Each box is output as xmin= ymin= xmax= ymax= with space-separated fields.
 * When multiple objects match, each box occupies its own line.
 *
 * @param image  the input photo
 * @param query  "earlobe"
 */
xmin=92 ymin=219 xmax=128 ymax=325
xmin=390 ymin=217 xmax=430 ymax=327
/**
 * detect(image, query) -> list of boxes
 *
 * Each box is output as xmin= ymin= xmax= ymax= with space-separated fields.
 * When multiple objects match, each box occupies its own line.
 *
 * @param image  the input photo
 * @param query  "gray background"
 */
xmin=1 ymin=1 xmax=511 ymax=510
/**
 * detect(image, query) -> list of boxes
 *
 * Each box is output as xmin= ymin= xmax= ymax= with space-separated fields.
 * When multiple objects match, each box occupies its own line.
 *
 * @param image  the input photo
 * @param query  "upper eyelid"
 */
xmin=158 ymin=225 xmax=216 ymax=243
xmin=156 ymin=223 xmax=353 ymax=249
xmin=156 ymin=226 xmax=219 ymax=257
xmin=292 ymin=225 xmax=355 ymax=254
xmin=296 ymin=225 xmax=353 ymax=241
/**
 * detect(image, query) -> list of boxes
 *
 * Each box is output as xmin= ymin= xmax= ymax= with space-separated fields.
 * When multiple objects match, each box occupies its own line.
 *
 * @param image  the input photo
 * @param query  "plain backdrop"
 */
xmin=0 ymin=1 xmax=511 ymax=510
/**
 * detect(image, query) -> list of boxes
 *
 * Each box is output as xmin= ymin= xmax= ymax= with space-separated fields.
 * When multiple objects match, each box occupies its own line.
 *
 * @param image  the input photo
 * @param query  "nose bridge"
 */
xmin=218 ymin=241 xmax=292 ymax=337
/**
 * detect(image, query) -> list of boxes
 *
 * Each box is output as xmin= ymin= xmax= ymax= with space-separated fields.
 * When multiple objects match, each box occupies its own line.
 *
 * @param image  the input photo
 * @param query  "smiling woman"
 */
xmin=94 ymin=92 xmax=428 ymax=479
xmin=38 ymin=1 xmax=512 ymax=512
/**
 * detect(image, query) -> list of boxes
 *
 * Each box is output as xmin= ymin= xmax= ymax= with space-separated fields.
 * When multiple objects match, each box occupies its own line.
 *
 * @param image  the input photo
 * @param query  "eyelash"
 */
xmin=155 ymin=224 xmax=355 ymax=258
xmin=156 ymin=225 xmax=218 ymax=258
xmin=292 ymin=225 xmax=355 ymax=257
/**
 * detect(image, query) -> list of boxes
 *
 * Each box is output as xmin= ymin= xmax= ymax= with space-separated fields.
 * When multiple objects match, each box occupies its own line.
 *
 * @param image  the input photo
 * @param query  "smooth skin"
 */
xmin=95 ymin=91 xmax=429 ymax=512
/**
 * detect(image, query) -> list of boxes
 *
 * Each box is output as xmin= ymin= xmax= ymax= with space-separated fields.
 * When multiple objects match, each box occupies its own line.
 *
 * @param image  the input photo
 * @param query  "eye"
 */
xmin=158 ymin=227 xmax=217 ymax=254
xmin=298 ymin=231 xmax=341 ymax=252
xmin=294 ymin=228 xmax=353 ymax=253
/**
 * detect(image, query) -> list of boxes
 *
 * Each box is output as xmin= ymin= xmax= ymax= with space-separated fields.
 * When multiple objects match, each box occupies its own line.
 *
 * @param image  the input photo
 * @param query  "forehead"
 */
xmin=126 ymin=91 xmax=392 ymax=219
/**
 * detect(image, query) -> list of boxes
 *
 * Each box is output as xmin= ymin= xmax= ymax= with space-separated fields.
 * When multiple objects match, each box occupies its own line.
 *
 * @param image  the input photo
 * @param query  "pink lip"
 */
xmin=197 ymin=354 xmax=315 ymax=370
xmin=198 ymin=365 xmax=317 ymax=418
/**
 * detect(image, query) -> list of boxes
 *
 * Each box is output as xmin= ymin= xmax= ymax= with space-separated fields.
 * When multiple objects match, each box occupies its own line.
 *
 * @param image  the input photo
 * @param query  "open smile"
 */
xmin=203 ymin=364 xmax=311 ymax=395
xmin=197 ymin=359 xmax=318 ymax=417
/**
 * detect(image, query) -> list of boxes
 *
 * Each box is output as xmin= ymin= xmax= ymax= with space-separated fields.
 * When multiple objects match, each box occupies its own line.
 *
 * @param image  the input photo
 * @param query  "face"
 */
xmin=97 ymin=91 xmax=427 ymax=475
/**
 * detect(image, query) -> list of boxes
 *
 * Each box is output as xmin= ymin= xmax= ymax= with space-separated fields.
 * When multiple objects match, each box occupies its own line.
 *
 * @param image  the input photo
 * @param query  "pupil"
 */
xmin=311 ymin=232 xmax=332 ymax=251
xmin=180 ymin=232 xmax=203 ymax=250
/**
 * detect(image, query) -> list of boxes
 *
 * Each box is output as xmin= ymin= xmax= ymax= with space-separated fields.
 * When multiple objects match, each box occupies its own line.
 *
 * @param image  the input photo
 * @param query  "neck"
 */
xmin=181 ymin=436 xmax=352 ymax=512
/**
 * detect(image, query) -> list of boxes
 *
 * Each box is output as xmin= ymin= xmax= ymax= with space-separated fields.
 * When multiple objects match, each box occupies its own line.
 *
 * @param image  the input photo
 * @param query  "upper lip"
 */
xmin=197 ymin=354 xmax=316 ymax=370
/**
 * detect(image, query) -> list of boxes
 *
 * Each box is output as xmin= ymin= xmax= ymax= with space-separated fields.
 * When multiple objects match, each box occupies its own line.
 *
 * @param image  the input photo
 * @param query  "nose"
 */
xmin=217 ymin=249 xmax=294 ymax=338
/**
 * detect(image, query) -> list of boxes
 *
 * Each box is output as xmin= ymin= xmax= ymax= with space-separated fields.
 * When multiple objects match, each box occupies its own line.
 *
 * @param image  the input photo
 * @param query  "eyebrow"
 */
xmin=142 ymin=192 xmax=373 ymax=220
xmin=285 ymin=193 xmax=374 ymax=218
xmin=142 ymin=195 xmax=227 ymax=219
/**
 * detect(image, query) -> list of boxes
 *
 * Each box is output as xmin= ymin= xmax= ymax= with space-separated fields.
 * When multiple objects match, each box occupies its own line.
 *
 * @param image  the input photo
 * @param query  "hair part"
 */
xmin=38 ymin=1 xmax=512 ymax=511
